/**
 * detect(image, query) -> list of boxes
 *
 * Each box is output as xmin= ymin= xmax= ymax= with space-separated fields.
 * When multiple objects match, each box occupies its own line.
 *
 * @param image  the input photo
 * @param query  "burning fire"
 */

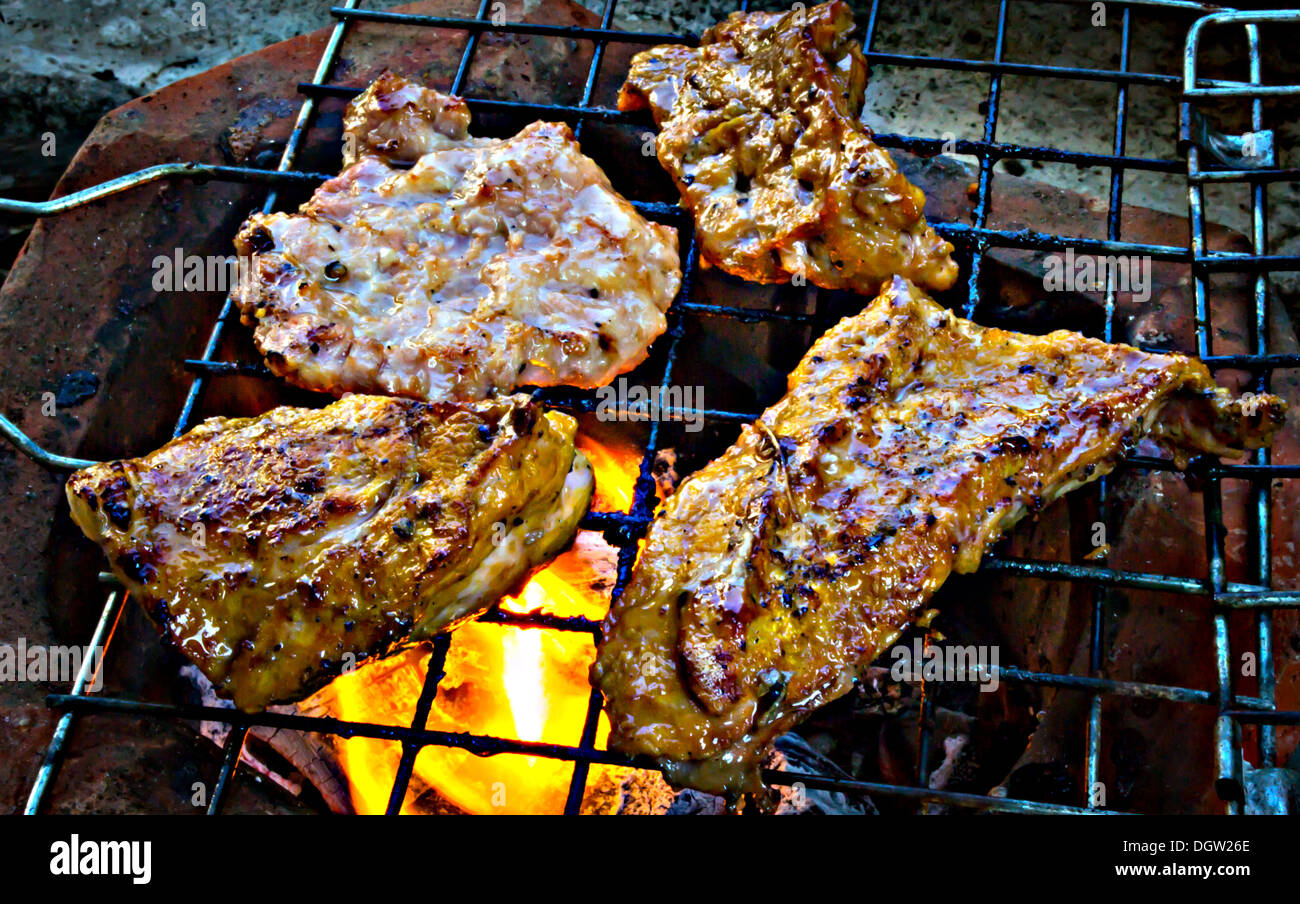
xmin=329 ymin=427 xmax=643 ymax=814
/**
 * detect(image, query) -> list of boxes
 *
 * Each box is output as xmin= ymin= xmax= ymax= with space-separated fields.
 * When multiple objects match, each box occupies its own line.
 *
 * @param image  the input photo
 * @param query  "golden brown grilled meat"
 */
xmin=66 ymin=394 xmax=593 ymax=711
xmin=618 ymin=0 xmax=957 ymax=295
xmin=592 ymin=277 xmax=1285 ymax=793
xmin=233 ymin=74 xmax=681 ymax=404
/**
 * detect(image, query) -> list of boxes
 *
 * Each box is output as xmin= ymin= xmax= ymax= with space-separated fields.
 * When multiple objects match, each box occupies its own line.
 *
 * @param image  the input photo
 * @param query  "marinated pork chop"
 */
xmin=593 ymin=277 xmax=1285 ymax=793
xmin=67 ymin=394 xmax=593 ymax=711
xmin=619 ymin=0 xmax=957 ymax=294
xmin=234 ymin=74 xmax=681 ymax=403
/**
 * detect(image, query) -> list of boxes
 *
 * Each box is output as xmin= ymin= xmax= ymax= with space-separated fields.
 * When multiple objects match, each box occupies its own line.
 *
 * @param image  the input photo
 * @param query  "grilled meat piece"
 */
xmin=592 ymin=277 xmax=1285 ymax=793
xmin=340 ymin=71 xmax=476 ymax=167
xmin=618 ymin=0 xmax=957 ymax=295
xmin=234 ymin=74 xmax=681 ymax=403
xmin=67 ymin=394 xmax=593 ymax=711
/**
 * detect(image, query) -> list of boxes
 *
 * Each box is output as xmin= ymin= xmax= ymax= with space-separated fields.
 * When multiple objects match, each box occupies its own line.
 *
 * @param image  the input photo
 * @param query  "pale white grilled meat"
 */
xmin=234 ymin=74 xmax=681 ymax=403
xmin=340 ymin=71 xmax=476 ymax=166
xmin=593 ymin=277 xmax=1286 ymax=793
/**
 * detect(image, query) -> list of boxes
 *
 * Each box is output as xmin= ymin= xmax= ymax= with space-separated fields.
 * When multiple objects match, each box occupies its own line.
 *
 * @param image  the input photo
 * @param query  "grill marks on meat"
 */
xmin=592 ymin=276 xmax=1286 ymax=793
xmin=66 ymin=394 xmax=594 ymax=711
xmin=233 ymin=74 xmax=681 ymax=404
xmin=618 ymin=0 xmax=957 ymax=294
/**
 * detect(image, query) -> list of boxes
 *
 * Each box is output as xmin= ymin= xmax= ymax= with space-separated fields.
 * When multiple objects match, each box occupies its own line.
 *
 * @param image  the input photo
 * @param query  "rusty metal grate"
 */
xmin=3 ymin=0 xmax=1299 ymax=815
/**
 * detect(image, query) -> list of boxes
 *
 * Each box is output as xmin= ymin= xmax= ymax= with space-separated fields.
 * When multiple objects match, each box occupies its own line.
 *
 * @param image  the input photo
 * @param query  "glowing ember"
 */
xmin=502 ymin=624 xmax=546 ymax=743
xmin=327 ymin=426 xmax=643 ymax=814
xmin=576 ymin=433 xmax=637 ymax=511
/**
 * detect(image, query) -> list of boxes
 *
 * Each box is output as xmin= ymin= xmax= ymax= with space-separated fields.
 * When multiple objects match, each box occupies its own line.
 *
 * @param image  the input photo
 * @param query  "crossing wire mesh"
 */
xmin=4 ymin=0 xmax=1300 ymax=814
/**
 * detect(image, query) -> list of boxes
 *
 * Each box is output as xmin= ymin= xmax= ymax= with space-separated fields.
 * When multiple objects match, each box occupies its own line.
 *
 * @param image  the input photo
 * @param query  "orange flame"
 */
xmin=331 ymin=428 xmax=642 ymax=814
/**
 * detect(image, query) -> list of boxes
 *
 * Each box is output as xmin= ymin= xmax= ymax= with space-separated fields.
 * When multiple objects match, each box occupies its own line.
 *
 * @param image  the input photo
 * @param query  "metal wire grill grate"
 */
xmin=4 ymin=0 xmax=1300 ymax=815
